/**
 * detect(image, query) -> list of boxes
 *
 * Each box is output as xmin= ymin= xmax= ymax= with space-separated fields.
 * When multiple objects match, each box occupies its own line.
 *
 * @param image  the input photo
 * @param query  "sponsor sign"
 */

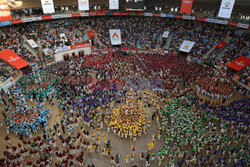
xmin=0 ymin=0 xmax=12 ymax=21
xmin=218 ymin=0 xmax=235 ymax=18
xmin=162 ymin=31 xmax=170 ymax=38
xmin=183 ymin=15 xmax=195 ymax=20
xmin=216 ymin=41 xmax=227 ymax=49
xmin=180 ymin=0 xmax=194 ymax=14
xmin=41 ymin=0 xmax=55 ymax=14
xmin=78 ymin=0 xmax=89 ymax=11
xmin=109 ymin=29 xmax=122 ymax=45
xmin=179 ymin=40 xmax=195 ymax=53
xmin=228 ymin=56 xmax=250 ymax=71
xmin=0 ymin=49 xmax=29 ymax=69
xmin=109 ymin=0 xmax=119 ymax=10
xmin=27 ymin=39 xmax=38 ymax=48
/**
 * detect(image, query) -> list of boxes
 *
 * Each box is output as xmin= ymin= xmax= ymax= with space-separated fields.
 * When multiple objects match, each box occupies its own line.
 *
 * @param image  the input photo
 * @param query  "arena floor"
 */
xmin=0 ymin=89 xmax=168 ymax=166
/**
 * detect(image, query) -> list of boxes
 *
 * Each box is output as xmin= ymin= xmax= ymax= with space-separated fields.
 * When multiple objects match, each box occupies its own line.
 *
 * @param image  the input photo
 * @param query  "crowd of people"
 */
xmin=0 ymin=64 xmax=19 ymax=84
xmin=157 ymin=95 xmax=248 ymax=166
xmin=20 ymin=19 xmax=89 ymax=50
xmin=0 ymin=15 xmax=249 ymax=167
xmin=196 ymin=64 xmax=234 ymax=99
xmin=92 ymin=17 xmax=165 ymax=50
xmin=221 ymin=32 xmax=250 ymax=65
xmin=0 ymin=28 xmax=37 ymax=64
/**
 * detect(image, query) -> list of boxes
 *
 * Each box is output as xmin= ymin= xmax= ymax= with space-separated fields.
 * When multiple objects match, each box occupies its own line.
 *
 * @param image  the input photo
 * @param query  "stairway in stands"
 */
xmin=88 ymin=26 xmax=101 ymax=47
xmin=165 ymin=34 xmax=173 ymax=50
xmin=216 ymin=37 xmax=231 ymax=59
xmin=22 ymin=35 xmax=39 ymax=60
xmin=156 ymin=35 xmax=163 ymax=49
xmin=203 ymin=37 xmax=232 ymax=61
xmin=203 ymin=45 xmax=217 ymax=60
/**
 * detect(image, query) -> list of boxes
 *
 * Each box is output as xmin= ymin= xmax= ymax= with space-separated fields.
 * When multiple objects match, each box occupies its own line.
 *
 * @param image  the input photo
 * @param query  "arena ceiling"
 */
xmin=9 ymin=0 xmax=250 ymax=13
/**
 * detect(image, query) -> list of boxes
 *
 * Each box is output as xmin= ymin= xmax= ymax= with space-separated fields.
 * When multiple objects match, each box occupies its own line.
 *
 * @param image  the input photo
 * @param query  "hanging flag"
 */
xmin=41 ymin=0 xmax=55 ymax=14
xmin=109 ymin=29 xmax=122 ymax=45
xmin=27 ymin=39 xmax=38 ymax=48
xmin=218 ymin=0 xmax=235 ymax=19
xmin=0 ymin=0 xmax=12 ymax=21
xmin=162 ymin=31 xmax=170 ymax=38
xmin=0 ymin=49 xmax=29 ymax=69
xmin=180 ymin=0 xmax=194 ymax=14
xmin=216 ymin=41 xmax=226 ymax=49
xmin=228 ymin=56 xmax=249 ymax=71
xmin=109 ymin=0 xmax=119 ymax=10
xmin=179 ymin=40 xmax=195 ymax=53
xmin=88 ymin=30 xmax=95 ymax=38
xmin=78 ymin=0 xmax=89 ymax=11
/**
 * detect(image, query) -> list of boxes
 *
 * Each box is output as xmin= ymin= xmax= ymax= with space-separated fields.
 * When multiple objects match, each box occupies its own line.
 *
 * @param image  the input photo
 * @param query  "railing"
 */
xmin=0 ymin=11 xmax=249 ymax=29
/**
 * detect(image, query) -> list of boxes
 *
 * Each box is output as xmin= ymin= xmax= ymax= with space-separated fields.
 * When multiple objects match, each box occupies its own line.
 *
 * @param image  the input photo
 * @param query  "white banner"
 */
xmin=145 ymin=13 xmax=153 ymax=17
xmin=214 ymin=19 xmax=228 ymax=25
xmin=81 ymin=13 xmax=89 ymax=17
xmin=52 ymin=14 xmax=64 ymax=19
xmin=109 ymin=0 xmax=119 ymax=10
xmin=218 ymin=0 xmax=235 ymax=19
xmin=78 ymin=0 xmax=89 ymax=11
xmin=109 ymin=29 xmax=122 ymax=45
xmin=22 ymin=17 xmax=38 ymax=23
xmin=41 ymin=0 xmax=55 ymax=14
xmin=183 ymin=16 xmax=195 ymax=20
xmin=238 ymin=23 xmax=249 ymax=29
xmin=63 ymin=14 xmax=72 ymax=18
xmin=205 ymin=18 xmax=215 ymax=23
xmin=27 ymin=39 xmax=38 ymax=48
xmin=179 ymin=40 xmax=195 ymax=53
xmin=162 ymin=31 xmax=169 ymax=38
xmin=161 ymin=14 xmax=166 ymax=17
xmin=55 ymin=46 xmax=71 ymax=53
xmin=60 ymin=33 xmax=66 ymax=38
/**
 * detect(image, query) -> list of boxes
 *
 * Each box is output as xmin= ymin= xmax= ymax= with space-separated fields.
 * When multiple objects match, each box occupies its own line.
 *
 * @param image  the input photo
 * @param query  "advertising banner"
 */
xmin=27 ymin=39 xmax=38 ymax=48
xmin=109 ymin=0 xmax=119 ymax=10
xmin=228 ymin=56 xmax=249 ymax=71
xmin=109 ymin=29 xmax=122 ymax=45
xmin=78 ymin=0 xmax=89 ymax=11
xmin=180 ymin=0 xmax=194 ymax=14
xmin=179 ymin=40 xmax=195 ymax=53
xmin=0 ymin=49 xmax=29 ymax=69
xmin=216 ymin=41 xmax=226 ymax=49
xmin=162 ymin=31 xmax=170 ymax=38
xmin=0 ymin=0 xmax=12 ymax=21
xmin=218 ymin=0 xmax=235 ymax=18
xmin=41 ymin=0 xmax=55 ymax=14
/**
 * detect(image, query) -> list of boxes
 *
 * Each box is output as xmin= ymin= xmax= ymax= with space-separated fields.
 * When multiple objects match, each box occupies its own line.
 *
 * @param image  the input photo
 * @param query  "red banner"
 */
xmin=152 ymin=13 xmax=161 ymax=17
xmin=121 ymin=12 xmax=129 ymax=16
xmin=180 ymin=0 xmax=194 ymax=14
xmin=0 ymin=0 xmax=12 ymax=21
xmin=113 ymin=12 xmax=122 ymax=16
xmin=70 ymin=41 xmax=91 ymax=50
xmin=88 ymin=30 xmax=95 ymax=38
xmin=216 ymin=41 xmax=226 ymax=49
xmin=136 ymin=12 xmax=145 ymax=16
xmin=174 ymin=15 xmax=184 ymax=19
xmin=72 ymin=13 xmax=81 ymax=17
xmin=228 ymin=56 xmax=250 ymax=71
xmin=196 ymin=17 xmax=206 ymax=21
xmin=11 ymin=19 xmax=22 ymax=24
xmin=96 ymin=12 xmax=105 ymax=16
xmin=233 ymin=75 xmax=240 ymax=80
xmin=0 ymin=49 xmax=29 ymax=69
xmin=42 ymin=15 xmax=52 ymax=20
xmin=228 ymin=21 xmax=238 ymax=27
xmin=89 ymin=12 xmax=97 ymax=16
